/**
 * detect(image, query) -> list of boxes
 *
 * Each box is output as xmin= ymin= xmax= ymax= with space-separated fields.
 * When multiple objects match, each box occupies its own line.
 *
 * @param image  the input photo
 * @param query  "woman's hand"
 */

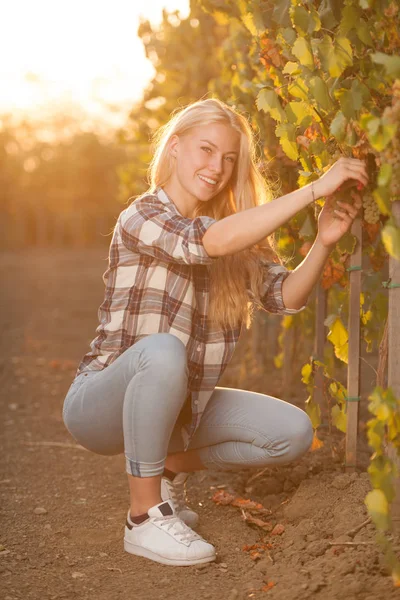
xmin=314 ymin=157 xmax=369 ymax=199
xmin=316 ymin=191 xmax=363 ymax=249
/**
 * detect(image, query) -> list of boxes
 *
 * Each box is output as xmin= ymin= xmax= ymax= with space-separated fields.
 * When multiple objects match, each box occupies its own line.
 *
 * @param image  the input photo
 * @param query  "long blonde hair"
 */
xmin=147 ymin=98 xmax=281 ymax=330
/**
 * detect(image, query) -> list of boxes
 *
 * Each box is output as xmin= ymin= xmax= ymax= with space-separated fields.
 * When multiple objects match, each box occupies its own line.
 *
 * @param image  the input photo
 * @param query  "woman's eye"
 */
xmin=201 ymin=146 xmax=212 ymax=153
xmin=225 ymin=156 xmax=235 ymax=163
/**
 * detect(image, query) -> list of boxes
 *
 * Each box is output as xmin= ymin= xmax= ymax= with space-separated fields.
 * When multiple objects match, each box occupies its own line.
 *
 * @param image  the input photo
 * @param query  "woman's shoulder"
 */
xmin=119 ymin=190 xmax=165 ymax=221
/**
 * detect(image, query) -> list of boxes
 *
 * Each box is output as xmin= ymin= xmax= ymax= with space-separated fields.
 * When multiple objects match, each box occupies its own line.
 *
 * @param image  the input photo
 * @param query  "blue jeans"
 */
xmin=62 ymin=333 xmax=313 ymax=477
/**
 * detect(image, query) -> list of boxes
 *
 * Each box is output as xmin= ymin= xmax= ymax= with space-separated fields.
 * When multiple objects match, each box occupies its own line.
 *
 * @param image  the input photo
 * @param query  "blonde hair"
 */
xmin=147 ymin=97 xmax=281 ymax=330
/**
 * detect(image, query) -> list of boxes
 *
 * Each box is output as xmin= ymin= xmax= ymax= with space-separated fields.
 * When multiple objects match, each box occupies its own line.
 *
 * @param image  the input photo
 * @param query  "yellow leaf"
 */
xmin=301 ymin=362 xmax=313 ymax=385
xmin=327 ymin=317 xmax=349 ymax=364
xmin=365 ymin=489 xmax=390 ymax=531
xmin=376 ymin=403 xmax=391 ymax=421
xmin=332 ymin=404 xmax=347 ymax=433
xmin=305 ymin=395 xmax=321 ymax=429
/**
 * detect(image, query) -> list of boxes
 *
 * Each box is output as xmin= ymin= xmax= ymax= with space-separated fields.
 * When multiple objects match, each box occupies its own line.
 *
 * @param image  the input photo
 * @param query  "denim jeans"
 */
xmin=62 ymin=333 xmax=313 ymax=477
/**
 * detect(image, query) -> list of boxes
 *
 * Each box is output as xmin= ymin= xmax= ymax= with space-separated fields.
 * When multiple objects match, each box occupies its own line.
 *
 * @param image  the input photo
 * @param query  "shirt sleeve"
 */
xmin=118 ymin=195 xmax=219 ymax=265
xmin=248 ymin=260 xmax=307 ymax=315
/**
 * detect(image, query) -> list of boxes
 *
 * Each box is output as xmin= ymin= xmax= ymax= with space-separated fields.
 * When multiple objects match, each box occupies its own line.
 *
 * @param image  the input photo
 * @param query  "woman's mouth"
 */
xmin=198 ymin=174 xmax=218 ymax=188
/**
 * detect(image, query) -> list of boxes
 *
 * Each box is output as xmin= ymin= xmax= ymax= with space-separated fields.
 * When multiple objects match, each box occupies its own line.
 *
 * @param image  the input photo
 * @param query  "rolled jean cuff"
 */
xmin=125 ymin=455 xmax=166 ymax=477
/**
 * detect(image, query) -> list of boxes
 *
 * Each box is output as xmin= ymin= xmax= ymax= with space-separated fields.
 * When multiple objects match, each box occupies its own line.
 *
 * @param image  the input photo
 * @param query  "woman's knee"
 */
xmin=286 ymin=409 xmax=314 ymax=460
xmin=130 ymin=333 xmax=188 ymax=380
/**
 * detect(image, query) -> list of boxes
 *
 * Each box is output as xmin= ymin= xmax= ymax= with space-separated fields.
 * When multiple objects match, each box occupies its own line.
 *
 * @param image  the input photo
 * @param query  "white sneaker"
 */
xmin=161 ymin=472 xmax=199 ymax=528
xmin=124 ymin=500 xmax=216 ymax=566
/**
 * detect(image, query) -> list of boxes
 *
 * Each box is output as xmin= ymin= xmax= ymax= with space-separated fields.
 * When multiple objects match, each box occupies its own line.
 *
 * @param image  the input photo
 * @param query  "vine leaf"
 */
xmin=371 ymin=53 xmax=400 ymax=78
xmin=326 ymin=315 xmax=349 ymax=364
xmin=332 ymin=404 xmax=347 ymax=432
xmin=365 ymin=489 xmax=390 ymax=531
xmin=381 ymin=223 xmax=400 ymax=260
xmin=305 ymin=394 xmax=321 ymax=429
xmin=337 ymin=231 xmax=357 ymax=255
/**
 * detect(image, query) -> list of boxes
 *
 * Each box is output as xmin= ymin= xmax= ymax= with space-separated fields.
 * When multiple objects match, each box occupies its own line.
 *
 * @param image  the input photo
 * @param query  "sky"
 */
xmin=1 ymin=0 xmax=190 ymax=130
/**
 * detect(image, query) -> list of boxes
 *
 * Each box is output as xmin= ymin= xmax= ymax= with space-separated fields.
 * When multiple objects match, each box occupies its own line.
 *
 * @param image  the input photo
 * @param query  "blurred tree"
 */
xmin=117 ymin=0 xmax=228 ymax=200
xmin=0 ymin=115 xmax=127 ymax=247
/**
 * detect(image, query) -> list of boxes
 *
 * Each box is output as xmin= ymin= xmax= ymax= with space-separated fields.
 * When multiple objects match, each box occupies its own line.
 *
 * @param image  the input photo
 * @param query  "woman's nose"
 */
xmin=209 ymin=154 xmax=223 ymax=174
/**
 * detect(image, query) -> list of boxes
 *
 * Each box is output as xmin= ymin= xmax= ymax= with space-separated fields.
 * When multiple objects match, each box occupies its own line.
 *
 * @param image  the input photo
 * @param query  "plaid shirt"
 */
xmin=77 ymin=186 xmax=305 ymax=449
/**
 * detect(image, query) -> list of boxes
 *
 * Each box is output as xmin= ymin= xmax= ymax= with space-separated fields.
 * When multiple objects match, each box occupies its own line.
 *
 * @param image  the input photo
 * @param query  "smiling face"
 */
xmin=164 ymin=122 xmax=240 ymax=218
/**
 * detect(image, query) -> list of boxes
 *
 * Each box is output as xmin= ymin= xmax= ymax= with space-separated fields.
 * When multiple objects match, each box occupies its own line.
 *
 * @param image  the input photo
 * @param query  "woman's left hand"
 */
xmin=316 ymin=190 xmax=363 ymax=249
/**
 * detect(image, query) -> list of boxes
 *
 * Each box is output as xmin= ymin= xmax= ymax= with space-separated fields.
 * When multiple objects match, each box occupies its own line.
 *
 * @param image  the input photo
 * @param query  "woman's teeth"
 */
xmin=198 ymin=175 xmax=217 ymax=185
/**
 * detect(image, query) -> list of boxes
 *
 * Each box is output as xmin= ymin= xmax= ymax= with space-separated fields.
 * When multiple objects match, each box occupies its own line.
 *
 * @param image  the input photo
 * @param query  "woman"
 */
xmin=62 ymin=98 xmax=367 ymax=567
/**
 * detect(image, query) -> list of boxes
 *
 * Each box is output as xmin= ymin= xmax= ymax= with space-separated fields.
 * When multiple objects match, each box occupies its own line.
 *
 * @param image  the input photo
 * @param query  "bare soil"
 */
xmin=1 ymin=248 xmax=399 ymax=600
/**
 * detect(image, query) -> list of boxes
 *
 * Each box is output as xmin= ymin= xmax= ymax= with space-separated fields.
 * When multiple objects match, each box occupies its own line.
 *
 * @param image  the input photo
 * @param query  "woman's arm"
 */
xmin=203 ymin=181 xmax=316 ymax=256
xmin=281 ymin=237 xmax=333 ymax=310
xmin=203 ymin=157 xmax=368 ymax=257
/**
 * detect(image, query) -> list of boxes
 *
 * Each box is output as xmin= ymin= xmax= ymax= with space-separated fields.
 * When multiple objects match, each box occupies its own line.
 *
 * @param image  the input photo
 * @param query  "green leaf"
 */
xmin=256 ymin=89 xmax=286 ymax=122
xmin=241 ymin=9 xmax=265 ymax=35
xmin=317 ymin=35 xmax=353 ymax=77
xmin=275 ymin=122 xmax=299 ymax=161
xmin=288 ymin=78 xmax=309 ymax=100
xmin=356 ymin=20 xmax=374 ymax=46
xmin=292 ymin=36 xmax=314 ymax=69
xmin=298 ymin=212 xmax=316 ymax=239
xmin=339 ymin=5 xmax=361 ymax=36
xmin=290 ymin=5 xmax=320 ymax=35
xmin=330 ymin=111 xmax=347 ymax=142
xmin=275 ymin=123 xmax=299 ymax=160
xmin=377 ymin=163 xmax=393 ymax=187
xmin=305 ymin=395 xmax=321 ymax=429
xmin=371 ymin=53 xmax=400 ymax=78
xmin=309 ymin=76 xmax=334 ymax=111
xmin=368 ymin=457 xmax=395 ymax=503
xmin=273 ymin=0 xmax=292 ymax=27
xmin=373 ymin=186 xmax=391 ymax=215
xmin=337 ymin=231 xmax=357 ymax=255
xmin=360 ymin=115 xmax=397 ymax=151
xmin=282 ymin=61 xmax=301 ymax=75
xmin=285 ymin=101 xmax=312 ymax=126
xmin=381 ymin=223 xmax=400 ymax=260
xmin=365 ymin=489 xmax=390 ymax=531
xmin=332 ymin=404 xmax=347 ymax=433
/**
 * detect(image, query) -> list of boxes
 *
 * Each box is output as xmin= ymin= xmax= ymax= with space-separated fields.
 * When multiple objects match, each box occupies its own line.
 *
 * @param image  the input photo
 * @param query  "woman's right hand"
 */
xmin=314 ymin=157 xmax=369 ymax=199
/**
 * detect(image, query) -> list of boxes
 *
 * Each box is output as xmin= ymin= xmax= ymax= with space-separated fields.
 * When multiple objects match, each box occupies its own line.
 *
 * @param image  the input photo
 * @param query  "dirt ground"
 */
xmin=1 ymin=248 xmax=399 ymax=600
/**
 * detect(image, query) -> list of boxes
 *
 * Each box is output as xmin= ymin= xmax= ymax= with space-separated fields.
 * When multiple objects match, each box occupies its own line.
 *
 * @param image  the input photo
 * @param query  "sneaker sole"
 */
xmin=124 ymin=538 xmax=216 ymax=566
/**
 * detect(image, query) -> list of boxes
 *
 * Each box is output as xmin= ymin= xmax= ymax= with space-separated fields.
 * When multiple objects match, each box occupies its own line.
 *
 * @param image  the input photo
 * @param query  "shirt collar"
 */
xmin=156 ymin=186 xmax=186 ymax=218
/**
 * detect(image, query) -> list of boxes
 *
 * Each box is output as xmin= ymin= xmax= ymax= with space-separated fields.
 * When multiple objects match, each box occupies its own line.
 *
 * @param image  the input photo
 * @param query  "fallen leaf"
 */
xmin=271 ymin=523 xmax=285 ymax=536
xmin=212 ymin=490 xmax=235 ymax=505
xmin=241 ymin=511 xmax=274 ymax=531
xmin=311 ymin=431 xmax=324 ymax=451
xmin=262 ymin=581 xmax=276 ymax=592
xmin=232 ymin=498 xmax=264 ymax=511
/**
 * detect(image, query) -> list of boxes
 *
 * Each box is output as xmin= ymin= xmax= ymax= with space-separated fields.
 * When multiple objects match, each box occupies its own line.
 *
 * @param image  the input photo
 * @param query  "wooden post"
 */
xmin=282 ymin=323 xmax=294 ymax=399
xmin=345 ymin=215 xmax=362 ymax=470
xmin=386 ymin=201 xmax=400 ymax=527
xmin=314 ymin=284 xmax=328 ymax=424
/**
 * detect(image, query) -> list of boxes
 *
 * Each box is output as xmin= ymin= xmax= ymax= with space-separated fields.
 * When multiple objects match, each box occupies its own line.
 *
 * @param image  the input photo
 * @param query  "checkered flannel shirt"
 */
xmin=76 ymin=186 xmax=305 ymax=449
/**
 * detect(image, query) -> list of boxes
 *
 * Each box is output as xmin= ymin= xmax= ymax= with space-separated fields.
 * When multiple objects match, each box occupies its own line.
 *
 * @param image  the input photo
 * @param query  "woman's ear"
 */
xmin=169 ymin=135 xmax=179 ymax=158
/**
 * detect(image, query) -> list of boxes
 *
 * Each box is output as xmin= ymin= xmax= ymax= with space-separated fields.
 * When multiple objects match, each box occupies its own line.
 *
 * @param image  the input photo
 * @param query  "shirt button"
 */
xmin=194 ymin=400 xmax=199 ymax=405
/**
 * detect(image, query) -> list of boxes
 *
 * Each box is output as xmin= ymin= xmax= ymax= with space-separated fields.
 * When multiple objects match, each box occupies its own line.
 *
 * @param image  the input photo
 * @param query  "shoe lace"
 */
xmin=155 ymin=515 xmax=201 ymax=543
xmin=167 ymin=479 xmax=188 ymax=513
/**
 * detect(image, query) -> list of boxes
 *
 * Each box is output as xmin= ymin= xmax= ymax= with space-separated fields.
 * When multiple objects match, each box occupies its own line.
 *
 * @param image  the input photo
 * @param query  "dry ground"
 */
xmin=1 ymin=248 xmax=398 ymax=600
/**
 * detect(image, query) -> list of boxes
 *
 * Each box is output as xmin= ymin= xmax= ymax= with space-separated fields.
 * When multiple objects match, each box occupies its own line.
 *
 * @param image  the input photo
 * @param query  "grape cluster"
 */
xmin=362 ymin=192 xmax=380 ymax=224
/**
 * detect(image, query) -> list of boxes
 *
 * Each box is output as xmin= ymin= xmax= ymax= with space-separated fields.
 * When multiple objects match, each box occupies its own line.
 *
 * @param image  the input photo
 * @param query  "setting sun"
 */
xmin=1 ymin=0 xmax=189 ymax=127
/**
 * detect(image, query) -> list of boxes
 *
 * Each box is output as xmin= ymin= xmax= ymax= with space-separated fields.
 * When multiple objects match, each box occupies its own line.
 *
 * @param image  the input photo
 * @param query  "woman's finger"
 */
xmin=343 ymin=163 xmax=369 ymax=186
xmin=337 ymin=201 xmax=358 ymax=218
xmin=333 ymin=209 xmax=353 ymax=223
